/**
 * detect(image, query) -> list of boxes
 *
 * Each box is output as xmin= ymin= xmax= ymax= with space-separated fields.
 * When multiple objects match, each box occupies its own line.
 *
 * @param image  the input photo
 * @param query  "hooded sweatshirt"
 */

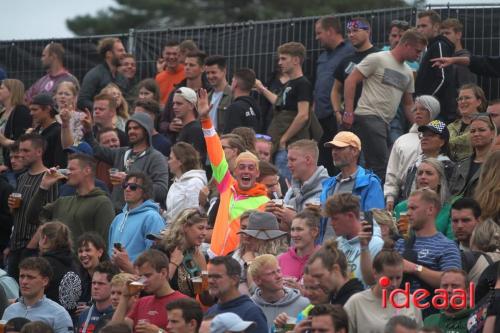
xmin=42 ymin=249 xmax=82 ymax=312
xmin=415 ymin=35 xmax=457 ymax=123
xmin=108 ymin=199 xmax=165 ymax=261
xmin=223 ymin=95 xmax=260 ymax=134
xmin=84 ymin=112 xmax=169 ymax=211
xmin=284 ymin=166 xmax=329 ymax=212
xmin=165 ymin=169 xmax=208 ymax=223
xmin=206 ymin=294 xmax=268 ymax=333
xmin=252 ymin=287 xmax=310 ymax=331
xmin=27 ymin=187 xmax=115 ymax=249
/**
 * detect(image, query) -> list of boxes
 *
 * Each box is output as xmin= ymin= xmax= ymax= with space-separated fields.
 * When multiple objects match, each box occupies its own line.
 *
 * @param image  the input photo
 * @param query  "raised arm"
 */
xmin=197 ymin=89 xmax=231 ymax=187
xmin=255 ymin=79 xmax=278 ymax=105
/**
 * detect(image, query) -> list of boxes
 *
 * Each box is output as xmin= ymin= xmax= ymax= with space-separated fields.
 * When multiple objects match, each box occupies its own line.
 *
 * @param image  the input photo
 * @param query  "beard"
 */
xmin=333 ymin=160 xmax=349 ymax=169
xmin=111 ymin=55 xmax=121 ymax=67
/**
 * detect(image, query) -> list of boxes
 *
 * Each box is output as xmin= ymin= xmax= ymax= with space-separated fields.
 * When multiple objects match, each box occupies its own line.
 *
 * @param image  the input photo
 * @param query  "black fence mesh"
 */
xmin=1 ymin=4 xmax=499 ymax=99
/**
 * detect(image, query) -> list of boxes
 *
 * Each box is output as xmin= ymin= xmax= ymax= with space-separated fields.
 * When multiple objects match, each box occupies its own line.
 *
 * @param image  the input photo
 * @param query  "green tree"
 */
xmin=67 ymin=0 xmax=408 ymax=36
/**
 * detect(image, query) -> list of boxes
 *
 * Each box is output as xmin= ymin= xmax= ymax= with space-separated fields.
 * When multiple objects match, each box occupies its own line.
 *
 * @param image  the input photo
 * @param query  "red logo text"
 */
xmin=379 ymin=276 xmax=475 ymax=310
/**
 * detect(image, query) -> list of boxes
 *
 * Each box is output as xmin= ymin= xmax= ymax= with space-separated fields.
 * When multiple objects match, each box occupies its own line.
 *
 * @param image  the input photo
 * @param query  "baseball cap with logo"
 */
xmin=324 ymin=131 xmax=361 ymax=150
xmin=418 ymin=120 xmax=450 ymax=142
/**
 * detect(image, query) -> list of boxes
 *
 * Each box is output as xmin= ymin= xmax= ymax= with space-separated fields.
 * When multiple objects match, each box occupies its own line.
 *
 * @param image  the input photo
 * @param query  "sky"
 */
xmin=0 ymin=0 xmax=115 ymax=40
xmin=1 ymin=0 xmax=499 ymax=40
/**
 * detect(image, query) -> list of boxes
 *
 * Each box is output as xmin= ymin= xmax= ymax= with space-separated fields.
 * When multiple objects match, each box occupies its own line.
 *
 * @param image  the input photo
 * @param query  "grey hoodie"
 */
xmin=85 ymin=112 xmax=169 ymax=211
xmin=251 ymin=287 xmax=310 ymax=330
xmin=284 ymin=165 xmax=330 ymax=212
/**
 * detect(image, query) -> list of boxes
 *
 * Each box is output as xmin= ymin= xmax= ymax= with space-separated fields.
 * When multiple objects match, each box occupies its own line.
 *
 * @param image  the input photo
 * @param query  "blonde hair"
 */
xmin=160 ymin=208 xmax=207 ymax=252
xmin=372 ymin=209 xmax=398 ymax=236
xmin=2 ymin=79 xmax=25 ymax=107
xmin=418 ymin=158 xmax=450 ymax=206
xmin=474 ymin=151 xmax=500 ymax=220
xmin=470 ymin=219 xmax=500 ymax=252
xmin=110 ymin=272 xmax=135 ymax=287
xmin=248 ymin=254 xmax=278 ymax=279
xmin=56 ymin=80 xmax=79 ymax=96
xmin=101 ymin=83 xmax=130 ymax=119
xmin=288 ymin=139 xmax=319 ymax=162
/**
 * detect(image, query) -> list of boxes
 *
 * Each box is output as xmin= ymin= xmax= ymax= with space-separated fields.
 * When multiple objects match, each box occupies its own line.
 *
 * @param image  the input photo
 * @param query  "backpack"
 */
xmin=461 ymin=250 xmax=494 ymax=273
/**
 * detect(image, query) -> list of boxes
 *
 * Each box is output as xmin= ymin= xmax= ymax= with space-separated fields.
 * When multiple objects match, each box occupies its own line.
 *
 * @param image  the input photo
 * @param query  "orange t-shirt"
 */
xmin=155 ymin=65 xmax=185 ymax=105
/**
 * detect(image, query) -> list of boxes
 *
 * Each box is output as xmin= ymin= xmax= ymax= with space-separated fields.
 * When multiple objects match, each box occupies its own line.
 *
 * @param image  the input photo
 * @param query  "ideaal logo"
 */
xmin=379 ymin=276 xmax=475 ymax=310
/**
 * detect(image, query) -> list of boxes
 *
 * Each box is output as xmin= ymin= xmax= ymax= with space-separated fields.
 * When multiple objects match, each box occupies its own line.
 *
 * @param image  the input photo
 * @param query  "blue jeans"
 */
xmin=389 ymin=105 xmax=408 ymax=146
xmin=274 ymin=149 xmax=291 ymax=182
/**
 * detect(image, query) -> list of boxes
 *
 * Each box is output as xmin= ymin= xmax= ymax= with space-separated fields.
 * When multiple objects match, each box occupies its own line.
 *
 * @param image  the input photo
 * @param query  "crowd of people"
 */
xmin=0 ymin=9 xmax=499 ymax=333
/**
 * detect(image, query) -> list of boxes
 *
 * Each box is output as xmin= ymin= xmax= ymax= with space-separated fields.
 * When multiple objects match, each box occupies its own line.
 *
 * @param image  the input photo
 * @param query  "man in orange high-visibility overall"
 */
xmin=197 ymin=89 xmax=269 ymax=257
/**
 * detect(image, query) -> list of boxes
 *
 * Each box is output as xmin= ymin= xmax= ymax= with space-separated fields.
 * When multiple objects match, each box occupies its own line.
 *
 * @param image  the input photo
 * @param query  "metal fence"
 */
xmin=1 ymin=4 xmax=500 ymax=99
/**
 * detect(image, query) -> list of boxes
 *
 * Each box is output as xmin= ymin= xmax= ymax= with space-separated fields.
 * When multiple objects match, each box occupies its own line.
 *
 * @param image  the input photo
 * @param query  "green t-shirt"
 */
xmin=423 ymin=308 xmax=473 ymax=333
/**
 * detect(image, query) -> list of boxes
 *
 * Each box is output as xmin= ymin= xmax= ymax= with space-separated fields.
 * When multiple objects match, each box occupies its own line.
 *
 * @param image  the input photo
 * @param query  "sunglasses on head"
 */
xmin=471 ymin=113 xmax=495 ymax=128
xmin=255 ymin=134 xmax=272 ymax=141
xmin=391 ymin=19 xmax=410 ymax=29
xmin=122 ymin=182 xmax=143 ymax=191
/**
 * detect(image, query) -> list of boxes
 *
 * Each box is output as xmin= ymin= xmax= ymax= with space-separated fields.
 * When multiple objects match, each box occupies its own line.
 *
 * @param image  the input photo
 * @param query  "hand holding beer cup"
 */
xmin=8 ymin=193 xmax=22 ymax=210
xmin=126 ymin=276 xmax=146 ymax=297
xmin=397 ymin=212 xmax=410 ymax=236
xmin=109 ymin=168 xmax=126 ymax=186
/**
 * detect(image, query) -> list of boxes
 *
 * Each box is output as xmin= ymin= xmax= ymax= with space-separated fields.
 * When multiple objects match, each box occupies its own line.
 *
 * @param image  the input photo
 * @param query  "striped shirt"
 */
xmin=10 ymin=171 xmax=58 ymax=250
xmin=395 ymin=232 xmax=461 ymax=292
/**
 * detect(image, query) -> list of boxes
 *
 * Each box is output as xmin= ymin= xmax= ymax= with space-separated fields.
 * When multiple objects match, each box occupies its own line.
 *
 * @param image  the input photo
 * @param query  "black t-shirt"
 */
xmin=334 ymin=46 xmax=379 ymax=107
xmin=275 ymin=76 xmax=313 ymax=112
xmin=177 ymin=120 xmax=207 ymax=163
xmin=36 ymin=122 xmax=67 ymax=168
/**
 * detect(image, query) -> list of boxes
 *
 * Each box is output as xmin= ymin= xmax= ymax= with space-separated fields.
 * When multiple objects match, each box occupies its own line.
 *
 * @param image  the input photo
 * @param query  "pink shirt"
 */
xmin=278 ymin=246 xmax=319 ymax=280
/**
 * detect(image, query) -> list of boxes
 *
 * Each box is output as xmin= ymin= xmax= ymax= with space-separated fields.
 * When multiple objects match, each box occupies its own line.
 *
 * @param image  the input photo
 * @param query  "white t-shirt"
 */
xmin=355 ymin=51 xmax=414 ymax=123
xmin=344 ymin=288 xmax=423 ymax=333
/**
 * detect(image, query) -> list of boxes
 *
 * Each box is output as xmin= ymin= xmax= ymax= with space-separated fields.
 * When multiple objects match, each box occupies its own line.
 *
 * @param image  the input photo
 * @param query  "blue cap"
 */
xmin=64 ymin=141 xmax=94 ymax=156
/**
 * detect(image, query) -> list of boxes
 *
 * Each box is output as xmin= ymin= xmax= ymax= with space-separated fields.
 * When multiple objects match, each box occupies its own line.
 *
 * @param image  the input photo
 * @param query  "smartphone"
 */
xmin=272 ymin=198 xmax=284 ymax=207
xmin=364 ymin=210 xmax=374 ymax=234
xmin=113 ymin=243 xmax=122 ymax=251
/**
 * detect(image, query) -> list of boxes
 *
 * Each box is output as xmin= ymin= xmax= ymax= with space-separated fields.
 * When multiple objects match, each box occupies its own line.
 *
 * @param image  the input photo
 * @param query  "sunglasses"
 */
xmin=255 ymin=134 xmax=272 ymax=141
xmin=390 ymin=19 xmax=410 ymax=29
xmin=185 ymin=208 xmax=208 ymax=221
xmin=122 ymin=182 xmax=143 ymax=191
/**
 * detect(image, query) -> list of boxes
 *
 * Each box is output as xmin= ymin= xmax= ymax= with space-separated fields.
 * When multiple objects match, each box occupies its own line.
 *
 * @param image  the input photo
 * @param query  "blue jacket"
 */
xmin=319 ymin=166 xmax=384 ymax=241
xmin=207 ymin=295 xmax=268 ymax=333
xmin=108 ymin=199 xmax=165 ymax=261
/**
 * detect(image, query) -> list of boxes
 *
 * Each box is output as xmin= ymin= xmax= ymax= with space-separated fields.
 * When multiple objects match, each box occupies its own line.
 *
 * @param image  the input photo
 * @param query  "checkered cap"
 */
xmin=418 ymin=120 xmax=450 ymax=141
